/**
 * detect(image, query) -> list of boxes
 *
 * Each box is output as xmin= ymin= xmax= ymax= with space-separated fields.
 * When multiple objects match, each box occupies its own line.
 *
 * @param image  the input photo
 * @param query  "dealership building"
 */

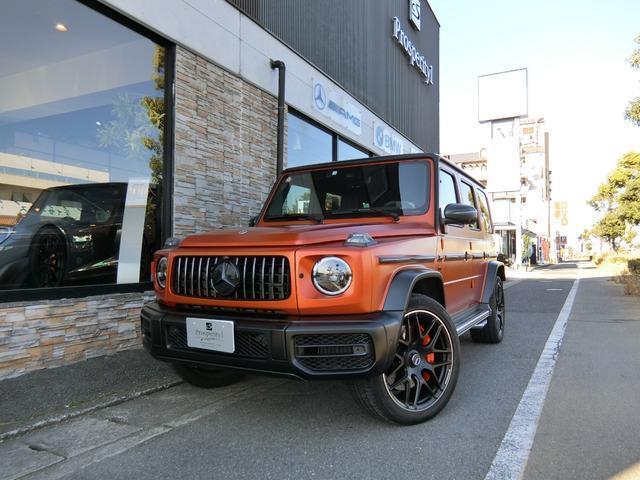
xmin=0 ymin=0 xmax=439 ymax=379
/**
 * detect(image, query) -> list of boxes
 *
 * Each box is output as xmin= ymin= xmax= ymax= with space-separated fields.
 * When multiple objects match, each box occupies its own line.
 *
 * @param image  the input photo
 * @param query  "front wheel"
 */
xmin=350 ymin=294 xmax=460 ymax=425
xmin=28 ymin=227 xmax=67 ymax=288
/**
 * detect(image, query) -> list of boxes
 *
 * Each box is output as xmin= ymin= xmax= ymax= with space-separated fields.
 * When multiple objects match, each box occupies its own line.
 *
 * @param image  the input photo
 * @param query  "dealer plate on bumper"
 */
xmin=186 ymin=318 xmax=235 ymax=353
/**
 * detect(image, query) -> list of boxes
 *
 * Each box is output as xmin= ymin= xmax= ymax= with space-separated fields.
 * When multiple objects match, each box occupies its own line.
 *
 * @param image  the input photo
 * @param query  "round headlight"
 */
xmin=312 ymin=257 xmax=352 ymax=296
xmin=156 ymin=257 xmax=168 ymax=288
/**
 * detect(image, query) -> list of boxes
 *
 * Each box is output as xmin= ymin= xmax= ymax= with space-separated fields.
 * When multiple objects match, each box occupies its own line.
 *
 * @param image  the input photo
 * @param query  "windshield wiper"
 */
xmin=265 ymin=213 xmax=324 ymax=224
xmin=330 ymin=208 xmax=400 ymax=222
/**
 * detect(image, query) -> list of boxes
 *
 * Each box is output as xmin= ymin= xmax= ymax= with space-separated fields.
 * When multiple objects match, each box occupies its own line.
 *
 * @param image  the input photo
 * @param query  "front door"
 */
xmin=437 ymin=168 xmax=473 ymax=315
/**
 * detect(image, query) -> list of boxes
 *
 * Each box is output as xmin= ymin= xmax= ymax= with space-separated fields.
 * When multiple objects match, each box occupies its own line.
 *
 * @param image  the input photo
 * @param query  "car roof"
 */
xmin=282 ymin=153 xmax=486 ymax=191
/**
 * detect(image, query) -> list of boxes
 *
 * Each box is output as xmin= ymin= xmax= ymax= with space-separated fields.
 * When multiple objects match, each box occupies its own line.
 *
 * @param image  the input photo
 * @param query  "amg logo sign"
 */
xmin=392 ymin=16 xmax=434 ymax=85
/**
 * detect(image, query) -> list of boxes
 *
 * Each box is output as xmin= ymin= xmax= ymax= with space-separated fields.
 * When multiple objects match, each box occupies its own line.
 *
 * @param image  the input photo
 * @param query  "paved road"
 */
xmin=3 ymin=265 xmax=586 ymax=480
xmin=524 ymin=267 xmax=640 ymax=480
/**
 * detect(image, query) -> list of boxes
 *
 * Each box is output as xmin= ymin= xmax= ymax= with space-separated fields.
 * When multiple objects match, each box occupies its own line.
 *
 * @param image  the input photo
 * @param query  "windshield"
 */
xmin=264 ymin=160 xmax=430 ymax=221
xmin=29 ymin=185 xmax=127 ymax=224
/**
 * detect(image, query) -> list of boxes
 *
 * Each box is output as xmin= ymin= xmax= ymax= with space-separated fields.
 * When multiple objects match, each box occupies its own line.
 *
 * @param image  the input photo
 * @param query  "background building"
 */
xmin=0 ymin=0 xmax=440 ymax=378
xmin=447 ymin=118 xmax=552 ymax=265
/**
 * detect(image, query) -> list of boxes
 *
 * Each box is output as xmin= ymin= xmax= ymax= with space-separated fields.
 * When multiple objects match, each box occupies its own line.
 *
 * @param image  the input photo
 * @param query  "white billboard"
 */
xmin=478 ymin=68 xmax=528 ymax=122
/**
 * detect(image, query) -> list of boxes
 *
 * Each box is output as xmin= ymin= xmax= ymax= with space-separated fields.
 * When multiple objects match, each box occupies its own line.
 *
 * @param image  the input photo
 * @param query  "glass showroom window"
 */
xmin=0 ymin=0 xmax=167 ymax=291
xmin=287 ymin=112 xmax=371 ymax=167
xmin=287 ymin=113 xmax=332 ymax=168
xmin=338 ymin=139 xmax=369 ymax=161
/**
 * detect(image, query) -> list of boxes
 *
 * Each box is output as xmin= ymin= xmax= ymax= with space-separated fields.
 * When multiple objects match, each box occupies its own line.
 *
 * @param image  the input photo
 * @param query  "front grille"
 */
xmin=294 ymin=333 xmax=374 ymax=372
xmin=141 ymin=317 xmax=152 ymax=340
xmin=166 ymin=325 xmax=270 ymax=359
xmin=172 ymin=256 xmax=290 ymax=301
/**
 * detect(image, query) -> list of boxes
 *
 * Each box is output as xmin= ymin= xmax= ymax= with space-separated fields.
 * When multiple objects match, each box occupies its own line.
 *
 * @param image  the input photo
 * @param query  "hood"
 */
xmin=180 ymin=222 xmax=435 ymax=248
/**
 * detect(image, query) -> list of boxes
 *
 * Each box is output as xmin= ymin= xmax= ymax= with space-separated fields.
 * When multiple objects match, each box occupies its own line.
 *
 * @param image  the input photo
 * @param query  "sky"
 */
xmin=428 ymin=0 xmax=640 ymax=242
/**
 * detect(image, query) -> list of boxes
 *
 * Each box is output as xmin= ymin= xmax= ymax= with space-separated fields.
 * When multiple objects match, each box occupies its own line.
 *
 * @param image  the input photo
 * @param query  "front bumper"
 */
xmin=141 ymin=302 xmax=403 ymax=380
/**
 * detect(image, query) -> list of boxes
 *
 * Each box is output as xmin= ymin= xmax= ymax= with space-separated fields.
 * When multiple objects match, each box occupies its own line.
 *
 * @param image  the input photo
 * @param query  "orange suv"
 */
xmin=142 ymin=154 xmax=505 ymax=424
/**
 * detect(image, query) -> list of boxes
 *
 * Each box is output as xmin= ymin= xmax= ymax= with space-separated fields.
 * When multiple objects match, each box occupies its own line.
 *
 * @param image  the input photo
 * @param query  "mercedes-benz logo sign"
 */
xmin=313 ymin=83 xmax=327 ymax=110
xmin=210 ymin=260 xmax=240 ymax=296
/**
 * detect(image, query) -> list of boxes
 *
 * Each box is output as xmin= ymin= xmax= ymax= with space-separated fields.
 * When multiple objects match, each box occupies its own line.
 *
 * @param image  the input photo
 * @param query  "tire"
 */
xmin=173 ymin=363 xmax=243 ymax=388
xmin=28 ymin=227 xmax=67 ymax=288
xmin=470 ymin=277 xmax=505 ymax=344
xmin=349 ymin=294 xmax=460 ymax=425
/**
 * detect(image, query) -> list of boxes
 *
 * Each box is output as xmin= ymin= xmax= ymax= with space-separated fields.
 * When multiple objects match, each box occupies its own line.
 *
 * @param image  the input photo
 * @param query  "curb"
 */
xmin=0 ymin=380 xmax=182 ymax=442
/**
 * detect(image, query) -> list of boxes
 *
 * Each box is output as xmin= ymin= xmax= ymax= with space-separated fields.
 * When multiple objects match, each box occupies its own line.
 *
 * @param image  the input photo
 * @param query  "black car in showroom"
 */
xmin=0 ymin=182 xmax=158 ymax=289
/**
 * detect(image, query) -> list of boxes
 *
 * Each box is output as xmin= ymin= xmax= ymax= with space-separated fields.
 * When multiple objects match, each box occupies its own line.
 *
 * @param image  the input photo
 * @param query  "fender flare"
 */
xmin=481 ymin=261 xmax=506 ymax=304
xmin=383 ymin=268 xmax=444 ymax=313
xmin=379 ymin=268 xmax=444 ymax=369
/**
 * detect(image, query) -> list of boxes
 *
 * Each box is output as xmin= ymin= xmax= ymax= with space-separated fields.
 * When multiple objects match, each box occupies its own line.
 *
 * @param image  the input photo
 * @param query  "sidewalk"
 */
xmin=524 ymin=271 xmax=640 ymax=479
xmin=0 ymin=349 xmax=179 ymax=440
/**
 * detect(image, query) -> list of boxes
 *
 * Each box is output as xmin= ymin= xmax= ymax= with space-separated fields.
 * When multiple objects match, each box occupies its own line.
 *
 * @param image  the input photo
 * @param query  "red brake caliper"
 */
xmin=420 ymin=325 xmax=433 ymax=381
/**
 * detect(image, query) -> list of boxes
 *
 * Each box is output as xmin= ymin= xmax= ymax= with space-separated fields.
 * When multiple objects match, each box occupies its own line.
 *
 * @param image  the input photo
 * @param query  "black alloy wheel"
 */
xmin=350 ymin=294 xmax=460 ymax=425
xmin=384 ymin=308 xmax=455 ymax=412
xmin=30 ymin=228 xmax=67 ymax=288
xmin=471 ymin=277 xmax=505 ymax=344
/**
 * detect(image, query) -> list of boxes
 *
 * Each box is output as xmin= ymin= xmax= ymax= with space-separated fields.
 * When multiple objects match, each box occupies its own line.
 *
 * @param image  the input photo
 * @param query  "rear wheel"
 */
xmin=172 ymin=364 xmax=243 ymax=388
xmin=470 ymin=277 xmax=505 ymax=344
xmin=350 ymin=294 xmax=460 ymax=425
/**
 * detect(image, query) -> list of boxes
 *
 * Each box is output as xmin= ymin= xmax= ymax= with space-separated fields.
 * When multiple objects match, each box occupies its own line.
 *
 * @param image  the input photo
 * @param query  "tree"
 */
xmin=591 ymin=212 xmax=626 ymax=251
xmin=625 ymin=34 xmax=640 ymax=126
xmin=590 ymin=152 xmax=640 ymax=223
xmin=589 ymin=152 xmax=640 ymax=251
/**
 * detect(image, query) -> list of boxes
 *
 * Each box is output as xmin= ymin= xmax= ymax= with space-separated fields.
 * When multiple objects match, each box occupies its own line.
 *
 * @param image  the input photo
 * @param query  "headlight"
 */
xmin=312 ymin=257 xmax=352 ymax=296
xmin=156 ymin=257 xmax=168 ymax=288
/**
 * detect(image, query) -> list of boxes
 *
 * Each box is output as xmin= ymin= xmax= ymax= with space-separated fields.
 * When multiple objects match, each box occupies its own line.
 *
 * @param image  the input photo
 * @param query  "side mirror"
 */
xmin=248 ymin=215 xmax=258 ymax=227
xmin=442 ymin=203 xmax=478 ymax=225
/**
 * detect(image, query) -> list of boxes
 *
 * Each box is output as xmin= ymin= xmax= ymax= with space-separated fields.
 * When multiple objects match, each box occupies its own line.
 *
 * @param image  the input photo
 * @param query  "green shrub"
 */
xmin=628 ymin=258 xmax=640 ymax=275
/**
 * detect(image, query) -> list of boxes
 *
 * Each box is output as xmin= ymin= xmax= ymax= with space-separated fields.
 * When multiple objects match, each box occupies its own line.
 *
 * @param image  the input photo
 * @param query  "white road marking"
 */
xmin=545 ymin=288 xmax=563 ymax=291
xmin=484 ymin=277 xmax=580 ymax=480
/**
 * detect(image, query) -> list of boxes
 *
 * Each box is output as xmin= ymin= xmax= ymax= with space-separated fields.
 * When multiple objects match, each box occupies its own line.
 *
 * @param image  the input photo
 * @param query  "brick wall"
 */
xmin=173 ymin=46 xmax=280 ymax=235
xmin=0 ymin=292 xmax=154 ymax=379
xmin=0 ymin=47 xmax=280 ymax=380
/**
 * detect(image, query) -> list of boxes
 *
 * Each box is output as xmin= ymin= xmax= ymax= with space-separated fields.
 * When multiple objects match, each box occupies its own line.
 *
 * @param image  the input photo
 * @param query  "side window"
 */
xmin=459 ymin=181 xmax=479 ymax=229
xmin=439 ymin=170 xmax=458 ymax=212
xmin=477 ymin=190 xmax=493 ymax=233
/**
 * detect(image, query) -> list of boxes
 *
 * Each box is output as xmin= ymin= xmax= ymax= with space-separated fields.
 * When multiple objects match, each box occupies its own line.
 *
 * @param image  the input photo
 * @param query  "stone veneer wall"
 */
xmin=0 ymin=47 xmax=280 ymax=380
xmin=173 ymin=46 xmax=280 ymax=235
xmin=0 ymin=293 xmax=154 ymax=379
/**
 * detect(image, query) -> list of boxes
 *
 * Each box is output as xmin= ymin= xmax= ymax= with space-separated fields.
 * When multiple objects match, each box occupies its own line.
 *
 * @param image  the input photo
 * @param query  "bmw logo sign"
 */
xmin=375 ymin=126 xmax=385 ymax=147
xmin=313 ymin=83 xmax=327 ymax=111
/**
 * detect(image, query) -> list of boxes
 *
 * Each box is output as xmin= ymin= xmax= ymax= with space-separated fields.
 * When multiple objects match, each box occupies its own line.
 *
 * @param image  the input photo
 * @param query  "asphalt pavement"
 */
xmin=3 ymin=263 xmax=635 ymax=480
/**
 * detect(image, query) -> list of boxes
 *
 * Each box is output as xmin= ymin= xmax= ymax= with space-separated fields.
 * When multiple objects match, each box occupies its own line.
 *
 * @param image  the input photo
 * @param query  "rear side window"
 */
xmin=439 ymin=170 xmax=458 ymax=212
xmin=477 ymin=190 xmax=493 ymax=233
xmin=459 ymin=181 xmax=479 ymax=229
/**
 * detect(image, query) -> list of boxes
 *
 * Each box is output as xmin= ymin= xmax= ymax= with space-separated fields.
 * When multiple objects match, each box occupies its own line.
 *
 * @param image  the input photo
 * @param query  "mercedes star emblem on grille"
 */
xmin=210 ymin=260 xmax=241 ymax=296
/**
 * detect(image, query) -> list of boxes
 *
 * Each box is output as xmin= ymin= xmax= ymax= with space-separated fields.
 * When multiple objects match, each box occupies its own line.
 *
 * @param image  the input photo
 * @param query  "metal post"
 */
xmin=270 ymin=60 xmax=286 ymax=178
xmin=515 ymin=192 xmax=522 ymax=268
